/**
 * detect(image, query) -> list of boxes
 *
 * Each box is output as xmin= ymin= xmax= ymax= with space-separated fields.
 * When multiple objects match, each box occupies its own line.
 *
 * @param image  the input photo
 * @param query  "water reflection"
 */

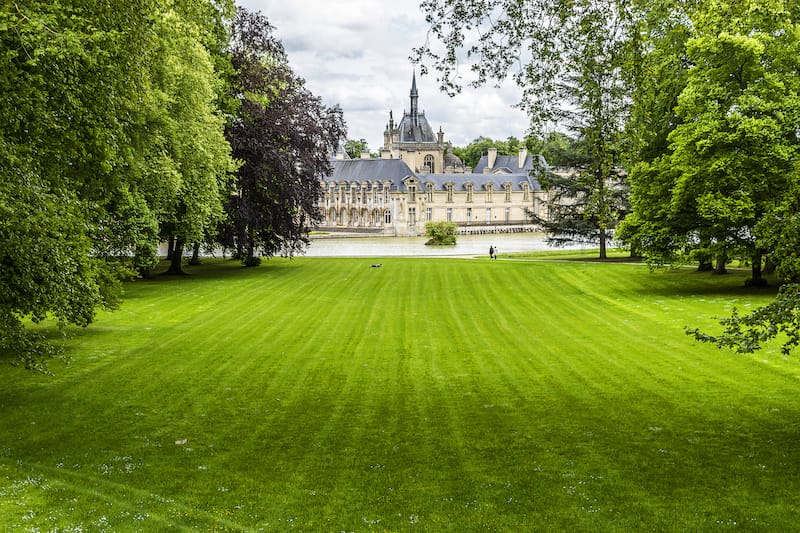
xmin=305 ymin=232 xmax=585 ymax=257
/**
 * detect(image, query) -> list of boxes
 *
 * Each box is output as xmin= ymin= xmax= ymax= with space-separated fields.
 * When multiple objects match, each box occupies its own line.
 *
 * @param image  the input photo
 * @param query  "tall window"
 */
xmin=486 ymin=183 xmax=494 ymax=203
xmin=446 ymin=208 xmax=453 ymax=222
xmin=408 ymin=207 xmax=416 ymax=226
xmin=426 ymin=207 xmax=432 ymax=221
xmin=505 ymin=207 xmax=510 ymax=223
xmin=384 ymin=209 xmax=392 ymax=224
xmin=409 ymin=185 xmax=416 ymax=203
xmin=466 ymin=207 xmax=472 ymax=222
xmin=504 ymin=183 xmax=512 ymax=202
xmin=446 ymin=183 xmax=454 ymax=203
xmin=466 ymin=183 xmax=473 ymax=203
xmin=427 ymin=184 xmax=434 ymax=203
xmin=423 ymin=154 xmax=434 ymax=173
xmin=522 ymin=182 xmax=530 ymax=201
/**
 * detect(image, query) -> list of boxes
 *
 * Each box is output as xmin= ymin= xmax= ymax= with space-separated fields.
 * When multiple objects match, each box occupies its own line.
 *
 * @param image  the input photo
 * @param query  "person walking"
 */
xmin=489 ymin=245 xmax=494 ymax=260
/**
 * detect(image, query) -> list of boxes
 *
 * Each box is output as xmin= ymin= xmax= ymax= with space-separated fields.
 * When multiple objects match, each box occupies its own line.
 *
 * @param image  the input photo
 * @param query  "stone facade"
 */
xmin=318 ymin=74 xmax=549 ymax=236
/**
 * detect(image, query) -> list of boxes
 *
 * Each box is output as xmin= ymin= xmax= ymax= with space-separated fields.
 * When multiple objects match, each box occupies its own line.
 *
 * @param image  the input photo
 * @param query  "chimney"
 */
xmin=518 ymin=146 xmax=528 ymax=169
xmin=360 ymin=151 xmax=371 ymax=159
xmin=380 ymin=149 xmax=392 ymax=159
xmin=335 ymin=150 xmax=346 ymax=160
xmin=487 ymin=148 xmax=497 ymax=169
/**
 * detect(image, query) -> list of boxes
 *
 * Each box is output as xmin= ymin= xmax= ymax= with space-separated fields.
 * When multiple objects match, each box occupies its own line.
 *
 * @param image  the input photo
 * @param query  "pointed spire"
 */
xmin=410 ymin=70 xmax=419 ymax=126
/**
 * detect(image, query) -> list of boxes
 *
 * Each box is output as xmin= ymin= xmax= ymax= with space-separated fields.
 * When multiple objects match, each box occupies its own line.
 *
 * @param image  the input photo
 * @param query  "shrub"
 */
xmin=425 ymin=221 xmax=457 ymax=245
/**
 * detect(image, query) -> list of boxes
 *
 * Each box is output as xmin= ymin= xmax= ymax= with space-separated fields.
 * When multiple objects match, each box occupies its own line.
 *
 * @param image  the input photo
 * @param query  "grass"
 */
xmin=1 ymin=256 xmax=799 ymax=531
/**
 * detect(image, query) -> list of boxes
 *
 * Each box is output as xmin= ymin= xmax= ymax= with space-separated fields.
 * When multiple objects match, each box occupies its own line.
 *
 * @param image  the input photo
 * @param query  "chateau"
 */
xmin=319 ymin=74 xmax=548 ymax=236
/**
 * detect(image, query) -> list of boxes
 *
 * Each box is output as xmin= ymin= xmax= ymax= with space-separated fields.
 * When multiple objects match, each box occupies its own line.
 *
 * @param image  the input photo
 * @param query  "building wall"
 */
xmin=319 ymin=177 xmax=546 ymax=236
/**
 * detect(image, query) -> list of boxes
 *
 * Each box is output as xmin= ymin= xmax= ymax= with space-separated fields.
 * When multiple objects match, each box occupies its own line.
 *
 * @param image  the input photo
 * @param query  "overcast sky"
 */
xmin=235 ymin=0 xmax=530 ymax=152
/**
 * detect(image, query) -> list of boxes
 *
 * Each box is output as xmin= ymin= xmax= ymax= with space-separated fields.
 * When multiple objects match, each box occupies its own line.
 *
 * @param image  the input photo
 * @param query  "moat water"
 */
xmin=305 ymin=232 xmax=588 ymax=257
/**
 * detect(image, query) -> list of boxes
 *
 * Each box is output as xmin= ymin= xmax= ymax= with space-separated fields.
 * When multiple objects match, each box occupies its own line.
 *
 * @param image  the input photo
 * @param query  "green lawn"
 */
xmin=1 ymin=257 xmax=799 ymax=531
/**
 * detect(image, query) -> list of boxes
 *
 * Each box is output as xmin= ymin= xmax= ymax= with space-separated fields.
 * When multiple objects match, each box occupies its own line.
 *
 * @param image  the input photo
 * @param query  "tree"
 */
xmin=526 ymin=132 xmax=591 ymax=168
xmin=451 ymin=137 xmax=516 ymax=169
xmin=223 ymin=9 xmax=346 ymax=266
xmin=531 ymin=167 xmax=630 ymax=255
xmin=622 ymin=0 xmax=800 ymax=283
xmin=414 ymin=0 xmax=635 ymax=258
xmin=344 ymin=138 xmax=371 ymax=159
xmin=669 ymin=2 xmax=799 ymax=285
xmin=0 ymin=0 xmax=235 ymax=366
xmin=156 ymin=8 xmax=236 ymax=275
xmin=0 ymin=0 xmax=158 ymax=367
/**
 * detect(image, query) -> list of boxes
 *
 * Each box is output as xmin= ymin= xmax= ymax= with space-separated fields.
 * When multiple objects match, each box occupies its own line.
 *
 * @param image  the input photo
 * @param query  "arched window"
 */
xmin=423 ymin=154 xmax=434 ymax=173
xmin=384 ymin=209 xmax=392 ymax=224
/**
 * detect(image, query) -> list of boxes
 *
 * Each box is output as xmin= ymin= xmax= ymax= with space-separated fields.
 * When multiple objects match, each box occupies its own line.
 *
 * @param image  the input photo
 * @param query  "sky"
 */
xmin=235 ymin=0 xmax=531 ymax=152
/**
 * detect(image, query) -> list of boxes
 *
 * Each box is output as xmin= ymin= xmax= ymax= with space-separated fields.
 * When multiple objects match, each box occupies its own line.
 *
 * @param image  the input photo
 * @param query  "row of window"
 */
xmin=325 ymin=207 xmax=517 ymax=225
xmin=324 ymin=183 xmax=532 ymax=206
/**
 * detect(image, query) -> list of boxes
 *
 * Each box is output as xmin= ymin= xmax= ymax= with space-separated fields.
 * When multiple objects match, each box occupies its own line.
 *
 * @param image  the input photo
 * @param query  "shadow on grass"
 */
xmin=140 ymin=257 xmax=303 ymax=283
xmin=640 ymin=268 xmax=781 ymax=298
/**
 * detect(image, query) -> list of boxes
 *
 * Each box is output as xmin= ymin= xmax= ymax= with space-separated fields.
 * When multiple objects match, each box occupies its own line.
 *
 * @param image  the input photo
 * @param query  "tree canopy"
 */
xmin=451 ymin=136 xmax=522 ymax=169
xmin=0 ymin=1 xmax=343 ymax=368
xmin=220 ymin=9 xmax=346 ymax=266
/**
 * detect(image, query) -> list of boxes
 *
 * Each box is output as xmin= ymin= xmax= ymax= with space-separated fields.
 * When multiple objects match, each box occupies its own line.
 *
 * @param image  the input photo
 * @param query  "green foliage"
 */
xmin=624 ymin=0 xmax=800 ymax=284
xmin=525 ymin=132 xmax=590 ymax=168
xmin=687 ymin=284 xmax=800 ymax=355
xmin=0 ymin=0 xmax=236 ymax=359
xmin=344 ymin=138 xmax=371 ymax=159
xmin=424 ymin=221 xmax=457 ymax=245
xmin=451 ymin=136 xmax=520 ymax=169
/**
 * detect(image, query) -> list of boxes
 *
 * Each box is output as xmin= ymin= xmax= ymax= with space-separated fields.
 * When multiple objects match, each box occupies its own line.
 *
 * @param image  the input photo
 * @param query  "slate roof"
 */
xmin=325 ymin=158 xmax=541 ymax=191
xmin=397 ymin=112 xmax=437 ymax=143
xmin=324 ymin=159 xmax=414 ymax=186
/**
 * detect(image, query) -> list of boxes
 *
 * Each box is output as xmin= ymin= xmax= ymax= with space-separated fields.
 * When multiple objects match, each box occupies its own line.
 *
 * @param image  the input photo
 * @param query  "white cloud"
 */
xmin=235 ymin=0 xmax=530 ymax=151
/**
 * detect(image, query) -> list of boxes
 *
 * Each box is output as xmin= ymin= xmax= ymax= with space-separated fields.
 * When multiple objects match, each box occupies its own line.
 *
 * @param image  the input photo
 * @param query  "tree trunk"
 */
xmin=599 ymin=227 xmax=607 ymax=259
xmin=763 ymin=255 xmax=776 ymax=275
xmin=714 ymin=255 xmax=727 ymax=275
xmin=166 ymin=235 xmax=175 ymax=260
xmin=697 ymin=257 xmax=714 ymax=272
xmin=189 ymin=242 xmax=201 ymax=265
xmin=747 ymin=250 xmax=767 ymax=287
xmin=164 ymin=237 xmax=186 ymax=275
